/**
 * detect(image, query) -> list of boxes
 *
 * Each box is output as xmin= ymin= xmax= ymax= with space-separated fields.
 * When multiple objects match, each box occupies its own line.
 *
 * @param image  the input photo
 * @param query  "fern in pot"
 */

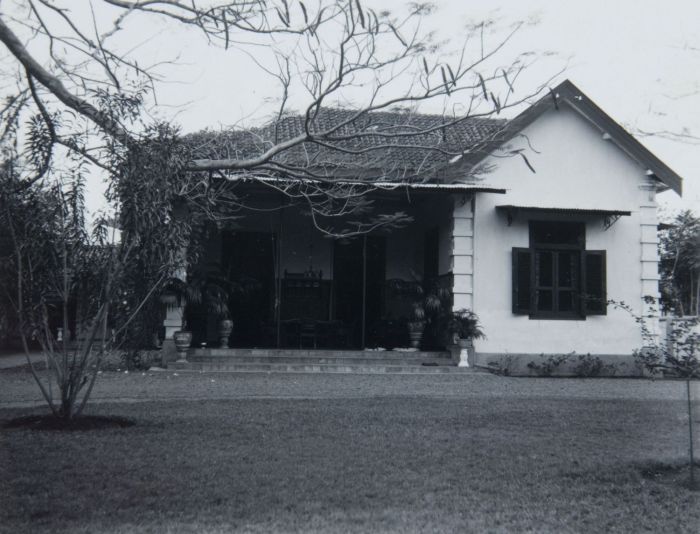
xmin=447 ymin=308 xmax=486 ymax=349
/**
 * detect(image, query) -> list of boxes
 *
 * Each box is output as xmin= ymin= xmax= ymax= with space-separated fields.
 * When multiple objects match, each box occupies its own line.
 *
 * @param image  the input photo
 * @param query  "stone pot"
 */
xmin=173 ymin=330 xmax=192 ymax=362
xmin=457 ymin=338 xmax=472 ymax=350
xmin=218 ymin=319 xmax=233 ymax=348
xmin=408 ymin=331 xmax=423 ymax=349
xmin=159 ymin=291 xmax=178 ymax=306
xmin=407 ymin=321 xmax=425 ymax=349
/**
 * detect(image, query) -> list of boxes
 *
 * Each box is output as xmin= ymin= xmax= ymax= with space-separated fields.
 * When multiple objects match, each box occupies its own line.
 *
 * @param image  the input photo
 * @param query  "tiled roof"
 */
xmin=186 ymin=109 xmax=506 ymax=181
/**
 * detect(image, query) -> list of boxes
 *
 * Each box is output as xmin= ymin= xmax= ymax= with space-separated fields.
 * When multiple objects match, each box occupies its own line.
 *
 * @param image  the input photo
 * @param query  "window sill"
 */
xmin=527 ymin=313 xmax=586 ymax=321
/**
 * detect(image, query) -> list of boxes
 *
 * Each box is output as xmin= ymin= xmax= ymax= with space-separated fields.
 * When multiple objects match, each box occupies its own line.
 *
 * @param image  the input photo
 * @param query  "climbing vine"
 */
xmin=108 ymin=123 xmax=203 ymax=354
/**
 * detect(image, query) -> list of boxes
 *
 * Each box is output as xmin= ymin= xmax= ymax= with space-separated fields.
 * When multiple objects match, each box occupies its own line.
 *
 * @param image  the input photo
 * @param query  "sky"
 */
xmin=6 ymin=0 xmax=700 ymax=217
xmin=152 ymin=0 xmax=700 ymax=216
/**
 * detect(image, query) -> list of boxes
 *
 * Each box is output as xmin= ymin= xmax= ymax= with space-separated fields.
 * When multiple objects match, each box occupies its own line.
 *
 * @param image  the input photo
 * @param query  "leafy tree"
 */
xmin=0 ymin=135 xmax=191 ymax=419
xmin=1 ymin=162 xmax=114 ymax=419
xmin=659 ymin=210 xmax=700 ymax=316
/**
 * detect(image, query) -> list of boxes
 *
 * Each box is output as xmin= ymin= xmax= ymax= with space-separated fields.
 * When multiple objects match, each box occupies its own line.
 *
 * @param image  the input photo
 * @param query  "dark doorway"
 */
xmin=333 ymin=236 xmax=386 ymax=348
xmin=422 ymin=227 xmax=441 ymax=349
xmin=424 ymin=226 xmax=439 ymax=281
xmin=222 ymin=231 xmax=275 ymax=347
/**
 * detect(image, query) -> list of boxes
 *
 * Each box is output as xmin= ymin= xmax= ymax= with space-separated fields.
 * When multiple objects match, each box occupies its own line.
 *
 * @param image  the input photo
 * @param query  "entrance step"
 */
xmin=167 ymin=348 xmax=483 ymax=374
xmin=169 ymin=361 xmax=484 ymax=374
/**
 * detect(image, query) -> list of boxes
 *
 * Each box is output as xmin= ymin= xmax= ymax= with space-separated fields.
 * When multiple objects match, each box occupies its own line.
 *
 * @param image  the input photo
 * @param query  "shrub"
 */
xmin=121 ymin=349 xmax=160 ymax=370
xmin=572 ymin=354 xmax=617 ymax=378
xmin=487 ymin=354 xmax=515 ymax=376
xmin=527 ymin=353 xmax=571 ymax=377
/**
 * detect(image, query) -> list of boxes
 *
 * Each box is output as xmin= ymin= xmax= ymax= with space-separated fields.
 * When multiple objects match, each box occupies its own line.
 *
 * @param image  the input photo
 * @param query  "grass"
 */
xmin=1 ymin=374 xmax=699 ymax=533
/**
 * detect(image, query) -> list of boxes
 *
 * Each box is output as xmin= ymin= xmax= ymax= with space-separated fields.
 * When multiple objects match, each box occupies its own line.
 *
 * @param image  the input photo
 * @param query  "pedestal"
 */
xmin=161 ymin=338 xmax=177 ymax=366
xmin=161 ymin=306 xmax=183 ymax=367
xmin=456 ymin=339 xmax=473 ymax=367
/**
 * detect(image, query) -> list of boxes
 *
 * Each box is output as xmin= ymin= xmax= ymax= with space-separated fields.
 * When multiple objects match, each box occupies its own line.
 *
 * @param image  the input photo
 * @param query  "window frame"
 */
xmin=530 ymin=248 xmax=584 ymax=320
xmin=511 ymin=220 xmax=607 ymax=321
xmin=529 ymin=221 xmax=585 ymax=320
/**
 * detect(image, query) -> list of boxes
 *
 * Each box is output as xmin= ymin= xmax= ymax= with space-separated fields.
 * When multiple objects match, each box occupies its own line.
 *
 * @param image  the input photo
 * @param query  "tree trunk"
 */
xmin=687 ymin=379 xmax=696 ymax=489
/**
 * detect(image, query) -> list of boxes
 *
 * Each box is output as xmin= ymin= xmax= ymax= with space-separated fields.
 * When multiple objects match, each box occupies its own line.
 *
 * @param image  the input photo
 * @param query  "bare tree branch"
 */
xmin=0 ymin=15 xmax=132 ymax=144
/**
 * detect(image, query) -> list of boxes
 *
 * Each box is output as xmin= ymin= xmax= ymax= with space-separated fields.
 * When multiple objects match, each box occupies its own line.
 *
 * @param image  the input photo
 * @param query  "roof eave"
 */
xmin=452 ymin=80 xmax=683 ymax=197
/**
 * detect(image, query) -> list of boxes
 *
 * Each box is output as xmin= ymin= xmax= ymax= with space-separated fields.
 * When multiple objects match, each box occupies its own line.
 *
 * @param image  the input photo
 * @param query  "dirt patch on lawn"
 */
xmin=3 ymin=414 xmax=135 ymax=431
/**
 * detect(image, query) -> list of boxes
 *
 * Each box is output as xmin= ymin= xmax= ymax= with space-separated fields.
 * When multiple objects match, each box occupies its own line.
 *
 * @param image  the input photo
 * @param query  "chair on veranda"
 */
xmin=299 ymin=318 xmax=317 ymax=348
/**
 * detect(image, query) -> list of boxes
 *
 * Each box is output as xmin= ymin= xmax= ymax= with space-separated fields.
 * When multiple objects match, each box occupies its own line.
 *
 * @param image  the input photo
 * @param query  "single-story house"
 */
xmin=166 ymin=79 xmax=682 ymax=371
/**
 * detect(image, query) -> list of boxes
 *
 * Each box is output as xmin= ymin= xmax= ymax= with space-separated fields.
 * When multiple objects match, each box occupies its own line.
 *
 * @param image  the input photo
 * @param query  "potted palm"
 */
xmin=159 ymin=278 xmax=194 ymax=360
xmin=185 ymin=269 xmax=239 ymax=348
xmin=446 ymin=308 xmax=485 ymax=367
xmin=160 ymin=268 xmax=242 ymax=352
xmin=407 ymin=302 xmax=426 ymax=349
xmin=407 ymin=282 xmax=444 ymax=350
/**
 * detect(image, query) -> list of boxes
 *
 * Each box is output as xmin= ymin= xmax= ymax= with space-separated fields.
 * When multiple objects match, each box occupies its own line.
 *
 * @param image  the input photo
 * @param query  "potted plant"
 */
xmin=446 ymin=308 xmax=485 ymax=367
xmin=387 ymin=274 xmax=450 ymax=350
xmin=160 ymin=278 xmax=194 ymax=360
xmin=407 ymin=284 xmax=444 ymax=349
xmin=160 ymin=267 xmax=258 ymax=350
xmin=184 ymin=270 xmax=235 ymax=349
xmin=407 ymin=303 xmax=426 ymax=349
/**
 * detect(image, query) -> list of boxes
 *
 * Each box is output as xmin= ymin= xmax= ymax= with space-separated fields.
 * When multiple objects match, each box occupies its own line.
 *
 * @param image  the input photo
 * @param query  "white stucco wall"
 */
xmin=468 ymin=103 xmax=659 ymax=358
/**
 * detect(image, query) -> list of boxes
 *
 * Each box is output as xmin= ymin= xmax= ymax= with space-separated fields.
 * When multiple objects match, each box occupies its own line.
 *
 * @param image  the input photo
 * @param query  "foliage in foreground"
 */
xmin=659 ymin=211 xmax=700 ymax=316
xmin=0 ymin=123 xmax=190 ymax=418
xmin=0 ymin=165 xmax=118 ymax=419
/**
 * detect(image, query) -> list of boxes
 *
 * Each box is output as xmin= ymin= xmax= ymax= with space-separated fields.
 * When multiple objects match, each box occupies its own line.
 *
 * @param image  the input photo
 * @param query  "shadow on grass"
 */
xmin=639 ymin=460 xmax=700 ymax=491
xmin=3 ymin=414 xmax=136 ymax=431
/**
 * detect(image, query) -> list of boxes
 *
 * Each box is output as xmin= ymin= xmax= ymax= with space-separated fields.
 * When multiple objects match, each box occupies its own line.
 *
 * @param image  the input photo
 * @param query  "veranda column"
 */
xmin=161 ymin=295 xmax=184 ymax=364
xmin=451 ymin=194 xmax=475 ymax=367
xmin=639 ymin=178 xmax=660 ymax=346
xmin=161 ymin=265 xmax=187 ymax=365
xmin=161 ymin=201 xmax=190 ymax=366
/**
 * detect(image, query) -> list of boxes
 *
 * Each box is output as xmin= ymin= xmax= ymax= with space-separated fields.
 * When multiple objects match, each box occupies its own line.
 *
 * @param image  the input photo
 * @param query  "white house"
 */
xmin=169 ymin=80 xmax=682 ymax=374
xmin=443 ymin=79 xmax=682 ymax=373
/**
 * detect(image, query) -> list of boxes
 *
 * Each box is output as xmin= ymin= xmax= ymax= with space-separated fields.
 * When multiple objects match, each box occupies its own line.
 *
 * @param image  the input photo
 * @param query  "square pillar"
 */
xmin=161 ymin=306 xmax=183 ymax=365
xmin=639 ymin=180 xmax=660 ymax=344
xmin=450 ymin=194 xmax=475 ymax=366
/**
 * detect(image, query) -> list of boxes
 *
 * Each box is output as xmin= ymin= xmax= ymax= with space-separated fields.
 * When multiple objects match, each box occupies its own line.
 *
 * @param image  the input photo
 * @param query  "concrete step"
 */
xmin=168 ymin=361 xmax=483 ymax=374
xmin=190 ymin=348 xmax=451 ymax=360
xmin=188 ymin=355 xmax=455 ymax=366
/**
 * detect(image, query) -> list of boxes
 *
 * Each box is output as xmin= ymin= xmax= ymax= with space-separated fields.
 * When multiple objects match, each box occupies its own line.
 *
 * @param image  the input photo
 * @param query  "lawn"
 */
xmin=1 ymin=372 xmax=699 ymax=533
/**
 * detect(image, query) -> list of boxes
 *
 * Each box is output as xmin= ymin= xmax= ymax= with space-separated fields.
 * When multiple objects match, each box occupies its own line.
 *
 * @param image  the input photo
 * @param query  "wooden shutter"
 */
xmin=512 ymin=248 xmax=532 ymax=314
xmin=583 ymin=250 xmax=606 ymax=315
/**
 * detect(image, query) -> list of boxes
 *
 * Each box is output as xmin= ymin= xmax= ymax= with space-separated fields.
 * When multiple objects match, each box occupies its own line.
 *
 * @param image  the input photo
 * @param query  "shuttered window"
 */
xmin=512 ymin=248 xmax=532 ymax=314
xmin=511 ymin=222 xmax=607 ymax=318
xmin=583 ymin=250 xmax=606 ymax=315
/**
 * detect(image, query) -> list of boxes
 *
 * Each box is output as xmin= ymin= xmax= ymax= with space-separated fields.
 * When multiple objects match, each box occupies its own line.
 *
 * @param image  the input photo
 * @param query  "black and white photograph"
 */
xmin=0 ymin=1 xmax=699 ymax=532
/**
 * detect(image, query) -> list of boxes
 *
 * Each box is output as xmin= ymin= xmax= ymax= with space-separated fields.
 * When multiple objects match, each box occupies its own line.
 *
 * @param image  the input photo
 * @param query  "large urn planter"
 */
xmin=173 ymin=330 xmax=192 ymax=362
xmin=159 ymin=291 xmax=179 ymax=306
xmin=407 ymin=321 xmax=425 ymax=349
xmin=218 ymin=319 xmax=233 ymax=348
